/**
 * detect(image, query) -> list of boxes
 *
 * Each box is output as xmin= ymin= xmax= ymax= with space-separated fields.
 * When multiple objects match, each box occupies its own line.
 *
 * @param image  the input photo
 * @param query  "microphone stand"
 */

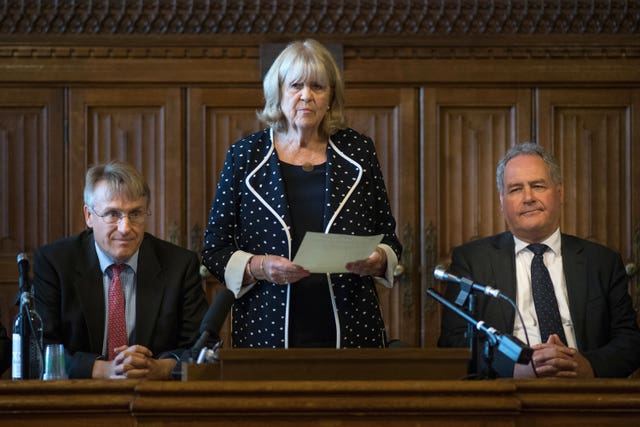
xmin=452 ymin=276 xmax=480 ymax=376
xmin=428 ymin=288 xmax=532 ymax=379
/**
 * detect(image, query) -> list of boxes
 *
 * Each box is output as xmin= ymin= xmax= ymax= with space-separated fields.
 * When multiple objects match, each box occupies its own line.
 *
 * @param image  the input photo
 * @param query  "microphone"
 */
xmin=426 ymin=288 xmax=532 ymax=366
xmin=17 ymin=253 xmax=31 ymax=294
xmin=434 ymin=265 xmax=504 ymax=299
xmin=191 ymin=288 xmax=235 ymax=361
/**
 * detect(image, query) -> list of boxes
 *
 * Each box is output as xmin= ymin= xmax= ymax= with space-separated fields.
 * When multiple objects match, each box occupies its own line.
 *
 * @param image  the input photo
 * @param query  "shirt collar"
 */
xmin=95 ymin=242 xmax=139 ymax=274
xmin=513 ymin=227 xmax=561 ymax=256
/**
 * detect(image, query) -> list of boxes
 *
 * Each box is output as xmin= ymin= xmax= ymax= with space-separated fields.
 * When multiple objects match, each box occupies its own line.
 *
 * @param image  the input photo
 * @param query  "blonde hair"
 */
xmin=257 ymin=39 xmax=347 ymax=137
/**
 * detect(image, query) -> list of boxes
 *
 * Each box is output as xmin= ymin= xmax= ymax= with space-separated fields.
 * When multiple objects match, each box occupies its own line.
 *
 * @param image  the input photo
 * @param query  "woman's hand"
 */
xmin=345 ymin=247 xmax=387 ymax=277
xmin=258 ymin=255 xmax=310 ymax=284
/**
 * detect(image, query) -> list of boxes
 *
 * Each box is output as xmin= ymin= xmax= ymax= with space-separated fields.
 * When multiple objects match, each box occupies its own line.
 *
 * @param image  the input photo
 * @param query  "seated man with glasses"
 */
xmin=33 ymin=161 xmax=208 ymax=379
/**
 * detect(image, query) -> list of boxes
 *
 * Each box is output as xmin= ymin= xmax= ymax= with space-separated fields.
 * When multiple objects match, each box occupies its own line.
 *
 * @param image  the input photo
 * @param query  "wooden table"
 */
xmin=1 ymin=348 xmax=639 ymax=426
xmin=1 ymin=378 xmax=640 ymax=426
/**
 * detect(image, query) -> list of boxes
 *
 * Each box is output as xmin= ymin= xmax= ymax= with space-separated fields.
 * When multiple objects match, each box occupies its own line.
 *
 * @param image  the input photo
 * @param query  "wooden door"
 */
xmin=538 ymin=88 xmax=640 ymax=311
xmin=0 ymin=88 xmax=64 ymax=377
xmin=422 ymin=87 xmax=532 ymax=346
xmin=68 ymin=87 xmax=184 ymax=243
xmin=344 ymin=87 xmax=419 ymax=346
xmin=186 ymin=87 xmax=264 ymax=257
xmin=187 ymin=87 xmax=265 ymax=344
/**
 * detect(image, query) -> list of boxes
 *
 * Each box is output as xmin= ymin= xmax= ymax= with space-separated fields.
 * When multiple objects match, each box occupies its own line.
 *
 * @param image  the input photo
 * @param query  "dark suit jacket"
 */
xmin=33 ymin=229 xmax=208 ymax=378
xmin=438 ymin=231 xmax=640 ymax=378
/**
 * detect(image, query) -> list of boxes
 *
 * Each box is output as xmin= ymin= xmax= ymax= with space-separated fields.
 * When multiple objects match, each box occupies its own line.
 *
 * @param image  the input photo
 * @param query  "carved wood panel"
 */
xmin=422 ymin=87 xmax=532 ymax=346
xmin=0 ymin=89 xmax=65 ymax=255
xmin=1 ymin=1 xmax=638 ymax=36
xmin=538 ymin=89 xmax=639 ymax=257
xmin=537 ymin=89 xmax=640 ymax=307
xmin=0 ymin=88 xmax=64 ymax=350
xmin=187 ymin=87 xmax=264 ymax=257
xmin=187 ymin=86 xmax=271 ymax=346
xmin=0 ymin=4 xmax=636 ymax=375
xmin=68 ymin=87 xmax=183 ymax=244
xmin=344 ymin=87 xmax=419 ymax=346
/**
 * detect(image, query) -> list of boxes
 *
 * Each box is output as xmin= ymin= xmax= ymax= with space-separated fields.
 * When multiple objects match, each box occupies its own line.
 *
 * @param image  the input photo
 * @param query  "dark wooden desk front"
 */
xmin=1 ymin=349 xmax=639 ymax=426
xmin=1 ymin=379 xmax=640 ymax=427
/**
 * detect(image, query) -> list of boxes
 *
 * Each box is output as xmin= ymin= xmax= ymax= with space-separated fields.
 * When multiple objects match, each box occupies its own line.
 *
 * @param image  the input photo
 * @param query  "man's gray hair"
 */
xmin=496 ymin=142 xmax=562 ymax=194
xmin=84 ymin=161 xmax=150 ymax=208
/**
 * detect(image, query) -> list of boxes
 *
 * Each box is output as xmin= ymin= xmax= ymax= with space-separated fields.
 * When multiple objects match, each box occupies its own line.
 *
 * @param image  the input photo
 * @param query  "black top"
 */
xmin=280 ymin=161 xmax=336 ymax=347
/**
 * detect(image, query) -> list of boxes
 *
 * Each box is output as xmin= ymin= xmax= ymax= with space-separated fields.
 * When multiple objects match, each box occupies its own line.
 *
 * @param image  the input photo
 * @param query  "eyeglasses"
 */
xmin=90 ymin=207 xmax=151 ymax=225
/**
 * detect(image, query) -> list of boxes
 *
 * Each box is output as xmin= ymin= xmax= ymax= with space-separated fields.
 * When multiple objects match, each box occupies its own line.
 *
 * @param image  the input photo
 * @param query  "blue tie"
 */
xmin=528 ymin=243 xmax=567 ymax=345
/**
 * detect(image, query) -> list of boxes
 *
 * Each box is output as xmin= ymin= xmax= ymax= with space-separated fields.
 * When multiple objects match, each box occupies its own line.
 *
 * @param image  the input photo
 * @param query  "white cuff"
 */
xmin=373 ymin=243 xmax=398 ymax=289
xmin=225 ymin=250 xmax=257 ymax=298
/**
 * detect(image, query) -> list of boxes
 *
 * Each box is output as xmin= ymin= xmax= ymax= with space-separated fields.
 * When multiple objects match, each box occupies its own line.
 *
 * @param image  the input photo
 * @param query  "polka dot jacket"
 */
xmin=202 ymin=128 xmax=402 ymax=348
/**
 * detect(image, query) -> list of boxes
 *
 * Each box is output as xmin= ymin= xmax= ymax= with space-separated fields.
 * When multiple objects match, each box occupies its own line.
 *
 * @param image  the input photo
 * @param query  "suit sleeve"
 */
xmin=33 ymin=246 xmax=102 ymax=379
xmin=581 ymin=251 xmax=640 ymax=377
xmin=365 ymin=137 xmax=402 ymax=260
xmin=175 ymin=250 xmax=209 ymax=350
xmin=202 ymin=147 xmax=243 ymax=283
xmin=437 ymin=245 xmax=473 ymax=348
xmin=437 ymin=242 xmax=518 ymax=378
xmin=357 ymin=136 xmax=402 ymax=288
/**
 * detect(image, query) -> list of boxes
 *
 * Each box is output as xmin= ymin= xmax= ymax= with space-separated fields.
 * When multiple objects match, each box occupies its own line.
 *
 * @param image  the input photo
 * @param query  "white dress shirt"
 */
xmin=511 ymin=228 xmax=577 ymax=348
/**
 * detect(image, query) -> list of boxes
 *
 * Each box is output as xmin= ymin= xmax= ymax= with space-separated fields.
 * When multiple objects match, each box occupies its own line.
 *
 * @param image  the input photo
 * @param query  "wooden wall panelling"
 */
xmin=537 ymin=88 xmax=640 ymax=314
xmin=67 ymin=87 xmax=184 ymax=244
xmin=633 ymin=91 xmax=640 ymax=313
xmin=344 ymin=87 xmax=419 ymax=347
xmin=422 ymin=87 xmax=532 ymax=347
xmin=187 ymin=86 xmax=265 ymax=344
xmin=0 ymin=88 xmax=64 ymax=369
xmin=537 ymin=88 xmax=639 ymax=260
xmin=0 ymin=0 xmax=636 ymax=375
xmin=186 ymin=87 xmax=264 ymax=257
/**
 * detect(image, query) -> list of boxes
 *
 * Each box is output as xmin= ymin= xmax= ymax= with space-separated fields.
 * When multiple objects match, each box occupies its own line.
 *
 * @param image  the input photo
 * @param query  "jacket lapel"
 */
xmin=74 ymin=232 xmax=107 ymax=354
xmin=246 ymin=132 xmax=292 ymax=256
xmin=324 ymin=140 xmax=362 ymax=232
xmin=560 ymin=234 xmax=587 ymax=349
xmin=134 ymin=235 xmax=164 ymax=347
xmin=486 ymin=232 xmax=518 ymax=331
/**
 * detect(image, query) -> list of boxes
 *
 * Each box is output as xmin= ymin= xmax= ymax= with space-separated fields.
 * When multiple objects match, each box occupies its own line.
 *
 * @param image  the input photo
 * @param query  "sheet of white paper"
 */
xmin=292 ymin=232 xmax=384 ymax=273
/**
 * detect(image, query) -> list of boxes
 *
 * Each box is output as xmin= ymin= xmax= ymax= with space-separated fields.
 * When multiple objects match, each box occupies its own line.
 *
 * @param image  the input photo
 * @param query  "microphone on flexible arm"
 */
xmin=191 ymin=287 xmax=235 ymax=362
xmin=434 ymin=265 xmax=507 ymax=302
xmin=434 ymin=264 xmax=534 ymax=371
xmin=427 ymin=288 xmax=533 ymax=368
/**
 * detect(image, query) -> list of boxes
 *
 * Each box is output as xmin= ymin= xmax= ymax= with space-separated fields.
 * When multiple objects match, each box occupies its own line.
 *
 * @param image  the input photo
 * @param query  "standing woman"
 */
xmin=202 ymin=39 xmax=402 ymax=348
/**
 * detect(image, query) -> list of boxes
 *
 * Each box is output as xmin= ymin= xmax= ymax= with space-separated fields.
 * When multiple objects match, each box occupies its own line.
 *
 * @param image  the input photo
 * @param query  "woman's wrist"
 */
xmin=375 ymin=247 xmax=387 ymax=276
xmin=260 ymin=255 xmax=270 ymax=281
xmin=244 ymin=255 xmax=256 ymax=285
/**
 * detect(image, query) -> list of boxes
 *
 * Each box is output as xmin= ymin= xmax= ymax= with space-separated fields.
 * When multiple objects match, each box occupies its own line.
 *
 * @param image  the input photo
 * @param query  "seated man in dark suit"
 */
xmin=438 ymin=142 xmax=640 ymax=378
xmin=34 ymin=161 xmax=209 ymax=379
